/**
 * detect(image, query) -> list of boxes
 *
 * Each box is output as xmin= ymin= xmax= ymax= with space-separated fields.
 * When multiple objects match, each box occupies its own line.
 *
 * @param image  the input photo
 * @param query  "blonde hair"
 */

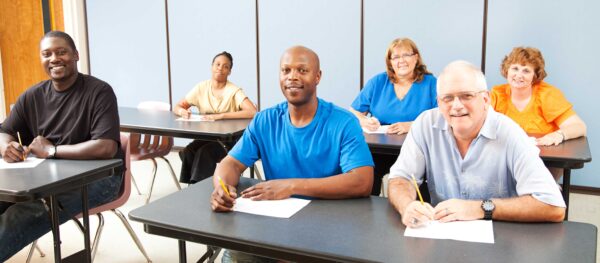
xmin=385 ymin=38 xmax=431 ymax=83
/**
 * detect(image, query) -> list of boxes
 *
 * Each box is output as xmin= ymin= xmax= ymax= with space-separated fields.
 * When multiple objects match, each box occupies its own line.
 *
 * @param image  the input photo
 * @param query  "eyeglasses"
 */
xmin=438 ymin=90 xmax=487 ymax=104
xmin=390 ymin=53 xmax=416 ymax=61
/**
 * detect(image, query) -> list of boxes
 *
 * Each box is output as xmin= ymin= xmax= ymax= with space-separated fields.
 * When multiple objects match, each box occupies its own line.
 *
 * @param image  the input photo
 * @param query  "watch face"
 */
xmin=483 ymin=200 xmax=495 ymax=211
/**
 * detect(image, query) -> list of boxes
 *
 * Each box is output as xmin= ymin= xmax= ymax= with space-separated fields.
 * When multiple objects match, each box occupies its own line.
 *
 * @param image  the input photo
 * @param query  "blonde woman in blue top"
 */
xmin=350 ymin=38 xmax=437 ymax=196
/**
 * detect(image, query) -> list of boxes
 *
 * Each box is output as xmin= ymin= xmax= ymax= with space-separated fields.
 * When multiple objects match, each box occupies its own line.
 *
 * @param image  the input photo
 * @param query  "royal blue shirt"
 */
xmin=351 ymin=72 xmax=438 ymax=124
xmin=230 ymin=98 xmax=374 ymax=180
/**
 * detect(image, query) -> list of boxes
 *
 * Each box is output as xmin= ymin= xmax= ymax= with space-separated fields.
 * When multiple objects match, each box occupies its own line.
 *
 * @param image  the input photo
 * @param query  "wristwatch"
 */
xmin=481 ymin=199 xmax=495 ymax=220
xmin=47 ymin=145 xmax=57 ymax=159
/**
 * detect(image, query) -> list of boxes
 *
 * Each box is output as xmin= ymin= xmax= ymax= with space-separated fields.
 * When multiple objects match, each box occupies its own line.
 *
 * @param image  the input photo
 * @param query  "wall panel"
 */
xmin=258 ymin=0 xmax=361 ymax=109
xmin=364 ymin=0 xmax=484 ymax=83
xmin=87 ymin=0 xmax=169 ymax=108
xmin=167 ymin=0 xmax=257 ymax=109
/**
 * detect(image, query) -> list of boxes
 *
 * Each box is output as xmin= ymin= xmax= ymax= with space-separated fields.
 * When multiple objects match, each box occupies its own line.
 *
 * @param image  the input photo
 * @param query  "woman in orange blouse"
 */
xmin=491 ymin=47 xmax=587 ymax=181
xmin=491 ymin=47 xmax=586 ymax=146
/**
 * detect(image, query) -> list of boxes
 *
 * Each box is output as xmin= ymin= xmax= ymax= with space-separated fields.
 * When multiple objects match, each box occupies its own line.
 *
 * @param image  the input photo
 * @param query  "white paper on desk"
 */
xmin=233 ymin=197 xmax=310 ymax=218
xmin=405 ymin=220 xmax=494 ymax=244
xmin=175 ymin=115 xmax=215 ymax=122
xmin=0 ymin=157 xmax=44 ymax=169
xmin=363 ymin=125 xmax=389 ymax=134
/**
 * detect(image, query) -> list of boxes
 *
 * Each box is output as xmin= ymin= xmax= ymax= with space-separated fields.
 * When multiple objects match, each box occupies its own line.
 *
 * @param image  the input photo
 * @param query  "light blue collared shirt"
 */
xmin=389 ymin=107 xmax=565 ymax=207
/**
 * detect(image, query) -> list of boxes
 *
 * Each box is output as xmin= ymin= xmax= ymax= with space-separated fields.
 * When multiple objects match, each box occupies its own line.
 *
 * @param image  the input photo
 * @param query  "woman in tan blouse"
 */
xmin=174 ymin=51 xmax=257 ymax=183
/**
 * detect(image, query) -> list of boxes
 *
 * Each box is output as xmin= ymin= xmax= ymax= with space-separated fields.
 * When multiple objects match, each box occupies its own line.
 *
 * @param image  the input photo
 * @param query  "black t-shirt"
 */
xmin=1 ymin=73 xmax=123 ymax=160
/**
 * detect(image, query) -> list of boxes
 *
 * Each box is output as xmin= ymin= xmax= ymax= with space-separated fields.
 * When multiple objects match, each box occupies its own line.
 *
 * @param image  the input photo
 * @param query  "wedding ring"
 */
xmin=411 ymin=217 xmax=418 ymax=225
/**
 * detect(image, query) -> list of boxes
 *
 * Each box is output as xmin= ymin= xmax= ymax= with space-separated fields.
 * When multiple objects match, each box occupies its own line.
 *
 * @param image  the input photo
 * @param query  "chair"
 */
xmin=27 ymin=134 xmax=152 ymax=263
xmin=130 ymin=101 xmax=181 ymax=203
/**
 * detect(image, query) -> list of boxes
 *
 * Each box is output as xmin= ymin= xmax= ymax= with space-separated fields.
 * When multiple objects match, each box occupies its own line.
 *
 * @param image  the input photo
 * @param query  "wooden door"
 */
xmin=0 ymin=0 xmax=63 ymax=114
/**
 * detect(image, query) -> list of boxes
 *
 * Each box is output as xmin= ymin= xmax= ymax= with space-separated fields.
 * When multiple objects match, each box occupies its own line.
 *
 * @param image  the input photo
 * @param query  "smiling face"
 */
xmin=211 ymin=55 xmax=232 ymax=82
xmin=506 ymin=63 xmax=535 ymax=91
xmin=437 ymin=62 xmax=489 ymax=140
xmin=40 ymin=37 xmax=79 ymax=84
xmin=389 ymin=46 xmax=418 ymax=80
xmin=279 ymin=47 xmax=321 ymax=107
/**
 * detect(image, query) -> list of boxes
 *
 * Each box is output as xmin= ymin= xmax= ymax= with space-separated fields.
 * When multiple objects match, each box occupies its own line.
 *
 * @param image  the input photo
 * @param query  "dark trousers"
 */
xmin=371 ymin=153 xmax=399 ymax=196
xmin=179 ymin=140 xmax=230 ymax=184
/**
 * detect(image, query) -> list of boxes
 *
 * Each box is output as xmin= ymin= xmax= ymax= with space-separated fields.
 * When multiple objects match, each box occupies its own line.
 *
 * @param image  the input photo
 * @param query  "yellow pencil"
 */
xmin=217 ymin=175 xmax=231 ymax=197
xmin=410 ymin=174 xmax=424 ymax=205
xmin=16 ymin=132 xmax=25 ymax=160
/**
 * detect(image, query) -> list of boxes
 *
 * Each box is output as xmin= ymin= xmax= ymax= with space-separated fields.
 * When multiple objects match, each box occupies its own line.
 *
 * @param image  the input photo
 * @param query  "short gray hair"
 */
xmin=437 ymin=60 xmax=487 ymax=94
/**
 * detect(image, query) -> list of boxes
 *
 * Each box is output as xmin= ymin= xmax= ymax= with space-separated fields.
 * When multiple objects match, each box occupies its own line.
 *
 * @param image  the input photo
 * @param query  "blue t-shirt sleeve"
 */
xmin=229 ymin=116 xmax=261 ymax=167
xmin=350 ymin=75 xmax=380 ymax=112
xmin=339 ymin=118 xmax=375 ymax=172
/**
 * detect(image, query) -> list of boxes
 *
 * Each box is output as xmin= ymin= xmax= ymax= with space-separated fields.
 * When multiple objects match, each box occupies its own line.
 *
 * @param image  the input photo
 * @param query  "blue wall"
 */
xmin=87 ymin=0 xmax=598 ymax=187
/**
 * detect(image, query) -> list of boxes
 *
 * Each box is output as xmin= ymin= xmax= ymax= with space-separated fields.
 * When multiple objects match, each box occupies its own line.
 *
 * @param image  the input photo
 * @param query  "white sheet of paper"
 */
xmin=363 ymin=125 xmax=389 ymax=134
xmin=175 ymin=115 xmax=215 ymax=122
xmin=0 ymin=157 xmax=44 ymax=169
xmin=233 ymin=197 xmax=311 ymax=218
xmin=405 ymin=220 xmax=494 ymax=244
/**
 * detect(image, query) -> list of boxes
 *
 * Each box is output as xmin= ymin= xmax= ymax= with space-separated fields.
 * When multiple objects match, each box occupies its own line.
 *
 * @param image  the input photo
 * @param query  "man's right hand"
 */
xmin=402 ymin=200 xmax=435 ymax=228
xmin=210 ymin=185 xmax=237 ymax=212
xmin=1 ymin=141 xmax=28 ymax=163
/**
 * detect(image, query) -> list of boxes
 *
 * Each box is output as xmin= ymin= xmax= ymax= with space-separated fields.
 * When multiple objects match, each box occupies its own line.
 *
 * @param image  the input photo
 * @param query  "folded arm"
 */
xmin=242 ymin=166 xmax=373 ymax=200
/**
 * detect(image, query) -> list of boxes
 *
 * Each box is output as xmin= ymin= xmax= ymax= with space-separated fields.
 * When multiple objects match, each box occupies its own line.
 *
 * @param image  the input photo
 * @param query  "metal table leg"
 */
xmin=49 ymin=195 xmax=62 ymax=263
xmin=563 ymin=168 xmax=571 ymax=220
xmin=179 ymin=240 xmax=187 ymax=263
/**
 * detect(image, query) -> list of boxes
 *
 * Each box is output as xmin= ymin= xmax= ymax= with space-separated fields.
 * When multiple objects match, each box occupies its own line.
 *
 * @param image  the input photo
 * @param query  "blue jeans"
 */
xmin=0 ymin=173 xmax=122 ymax=262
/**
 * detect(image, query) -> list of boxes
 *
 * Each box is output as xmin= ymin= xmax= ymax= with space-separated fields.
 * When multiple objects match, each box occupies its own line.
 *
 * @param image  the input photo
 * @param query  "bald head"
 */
xmin=437 ymin=60 xmax=487 ymax=94
xmin=279 ymin=45 xmax=322 ymax=107
xmin=281 ymin=46 xmax=320 ymax=71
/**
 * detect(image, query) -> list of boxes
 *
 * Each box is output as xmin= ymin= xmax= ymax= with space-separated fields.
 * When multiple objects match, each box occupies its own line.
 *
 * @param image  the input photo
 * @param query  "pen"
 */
xmin=16 ymin=132 xmax=25 ymax=160
xmin=217 ymin=175 xmax=231 ymax=197
xmin=410 ymin=174 xmax=424 ymax=205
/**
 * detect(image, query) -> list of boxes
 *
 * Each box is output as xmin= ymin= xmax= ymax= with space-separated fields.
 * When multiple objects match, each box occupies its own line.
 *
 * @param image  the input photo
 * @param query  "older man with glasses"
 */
xmin=387 ymin=60 xmax=566 ymax=228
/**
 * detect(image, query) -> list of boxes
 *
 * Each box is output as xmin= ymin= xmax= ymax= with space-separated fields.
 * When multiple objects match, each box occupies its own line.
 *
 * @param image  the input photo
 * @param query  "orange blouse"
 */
xmin=490 ymin=82 xmax=576 ymax=134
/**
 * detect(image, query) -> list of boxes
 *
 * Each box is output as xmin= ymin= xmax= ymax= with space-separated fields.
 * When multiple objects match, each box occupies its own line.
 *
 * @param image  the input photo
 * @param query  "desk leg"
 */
xmin=563 ymin=169 xmax=571 ymax=220
xmin=81 ymin=185 xmax=92 ymax=263
xmin=179 ymin=240 xmax=187 ymax=263
xmin=49 ymin=195 xmax=62 ymax=262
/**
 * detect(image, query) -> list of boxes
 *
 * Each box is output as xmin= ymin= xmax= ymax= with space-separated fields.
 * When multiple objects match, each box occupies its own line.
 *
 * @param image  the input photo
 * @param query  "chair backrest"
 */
xmin=130 ymin=101 xmax=173 ymax=159
xmin=79 ymin=133 xmax=132 ymax=217
xmin=137 ymin=101 xmax=170 ymax=111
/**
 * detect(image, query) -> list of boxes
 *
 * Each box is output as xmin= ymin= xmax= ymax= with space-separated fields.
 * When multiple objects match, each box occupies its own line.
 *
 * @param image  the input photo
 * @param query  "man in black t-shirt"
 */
xmin=0 ymin=31 xmax=123 ymax=261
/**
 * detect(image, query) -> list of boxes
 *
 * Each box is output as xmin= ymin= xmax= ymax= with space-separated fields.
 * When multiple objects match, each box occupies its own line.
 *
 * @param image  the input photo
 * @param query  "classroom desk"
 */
xmin=118 ymin=107 xmax=250 ymax=143
xmin=129 ymin=177 xmax=597 ymax=263
xmin=119 ymin=106 xmax=252 ymax=178
xmin=364 ymin=133 xmax=592 ymax=219
xmin=0 ymin=159 xmax=122 ymax=263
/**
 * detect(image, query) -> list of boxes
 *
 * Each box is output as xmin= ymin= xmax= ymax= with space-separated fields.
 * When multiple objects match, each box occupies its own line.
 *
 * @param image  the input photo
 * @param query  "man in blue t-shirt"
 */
xmin=210 ymin=45 xmax=374 ymax=262
xmin=211 ymin=46 xmax=374 ymax=209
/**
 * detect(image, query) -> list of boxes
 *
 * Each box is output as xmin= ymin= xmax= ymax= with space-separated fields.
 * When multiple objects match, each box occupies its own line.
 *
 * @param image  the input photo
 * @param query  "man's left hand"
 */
xmin=433 ymin=199 xmax=483 ymax=222
xmin=28 ymin=136 xmax=54 ymax=159
xmin=240 ymin=180 xmax=293 ymax=200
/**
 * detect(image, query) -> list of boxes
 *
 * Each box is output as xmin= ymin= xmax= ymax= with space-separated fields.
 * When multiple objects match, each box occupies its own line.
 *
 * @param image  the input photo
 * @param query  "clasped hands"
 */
xmin=1 ymin=135 xmax=54 ymax=162
xmin=211 ymin=180 xmax=294 ymax=212
xmin=402 ymin=199 xmax=483 ymax=227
